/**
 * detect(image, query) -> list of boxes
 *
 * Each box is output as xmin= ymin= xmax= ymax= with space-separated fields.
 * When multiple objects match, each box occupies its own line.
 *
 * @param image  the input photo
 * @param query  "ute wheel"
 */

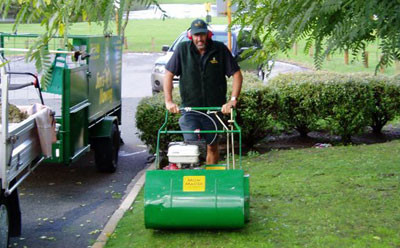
xmin=94 ymin=123 xmax=120 ymax=173
xmin=0 ymin=195 xmax=9 ymax=248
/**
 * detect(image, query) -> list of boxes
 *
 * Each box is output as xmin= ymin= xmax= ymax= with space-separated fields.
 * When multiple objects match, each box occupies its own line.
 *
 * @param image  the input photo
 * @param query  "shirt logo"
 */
xmin=210 ymin=57 xmax=218 ymax=64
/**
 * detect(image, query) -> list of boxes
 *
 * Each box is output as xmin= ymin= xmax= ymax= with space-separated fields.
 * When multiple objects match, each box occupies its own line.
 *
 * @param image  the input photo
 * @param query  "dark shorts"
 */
xmin=179 ymin=110 xmax=221 ymax=145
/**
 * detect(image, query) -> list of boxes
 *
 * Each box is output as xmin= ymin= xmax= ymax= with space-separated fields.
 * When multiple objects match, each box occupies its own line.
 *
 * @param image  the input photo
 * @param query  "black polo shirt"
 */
xmin=166 ymin=40 xmax=240 ymax=107
xmin=166 ymin=40 xmax=240 ymax=77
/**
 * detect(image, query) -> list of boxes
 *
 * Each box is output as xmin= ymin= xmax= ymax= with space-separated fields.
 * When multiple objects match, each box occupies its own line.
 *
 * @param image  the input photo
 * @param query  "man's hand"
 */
xmin=222 ymin=99 xmax=237 ymax=115
xmin=166 ymin=101 xmax=180 ymax=113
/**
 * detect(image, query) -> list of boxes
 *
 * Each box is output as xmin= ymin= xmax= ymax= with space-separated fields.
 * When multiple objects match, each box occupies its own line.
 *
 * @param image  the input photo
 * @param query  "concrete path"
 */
xmin=265 ymin=61 xmax=310 ymax=83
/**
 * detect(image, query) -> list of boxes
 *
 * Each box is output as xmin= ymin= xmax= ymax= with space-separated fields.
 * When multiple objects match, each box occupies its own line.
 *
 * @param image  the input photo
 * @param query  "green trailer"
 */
xmin=0 ymin=33 xmax=122 ymax=172
xmin=0 ymin=33 xmax=123 ymax=247
xmin=144 ymin=107 xmax=250 ymax=229
xmin=43 ymin=35 xmax=123 ymax=172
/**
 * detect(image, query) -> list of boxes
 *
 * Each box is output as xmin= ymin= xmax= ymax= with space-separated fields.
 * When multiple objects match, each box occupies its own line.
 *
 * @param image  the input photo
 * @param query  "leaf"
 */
xmin=59 ymin=23 xmax=65 ymax=36
xmin=89 ymin=229 xmax=101 ymax=235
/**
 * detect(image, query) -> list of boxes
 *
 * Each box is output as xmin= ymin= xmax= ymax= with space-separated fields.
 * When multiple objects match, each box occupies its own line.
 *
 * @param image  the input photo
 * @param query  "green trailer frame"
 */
xmin=144 ymin=107 xmax=250 ymax=229
xmin=0 ymin=33 xmax=123 ymax=246
xmin=0 ymin=33 xmax=122 ymax=172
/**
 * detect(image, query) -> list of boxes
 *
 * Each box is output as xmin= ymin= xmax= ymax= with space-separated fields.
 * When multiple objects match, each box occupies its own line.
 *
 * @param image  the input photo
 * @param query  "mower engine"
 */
xmin=167 ymin=142 xmax=200 ymax=169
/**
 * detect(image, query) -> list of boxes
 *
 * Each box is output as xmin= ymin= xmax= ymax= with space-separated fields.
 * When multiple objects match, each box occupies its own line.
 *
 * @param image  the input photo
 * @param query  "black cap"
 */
xmin=190 ymin=19 xmax=208 ymax=34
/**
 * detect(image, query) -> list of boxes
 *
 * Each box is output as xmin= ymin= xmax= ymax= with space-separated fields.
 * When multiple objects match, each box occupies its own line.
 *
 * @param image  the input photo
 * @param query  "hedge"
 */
xmin=135 ymin=91 xmax=182 ymax=153
xmin=269 ymin=72 xmax=400 ymax=143
xmin=230 ymin=72 xmax=280 ymax=147
xmin=135 ymin=71 xmax=400 ymax=151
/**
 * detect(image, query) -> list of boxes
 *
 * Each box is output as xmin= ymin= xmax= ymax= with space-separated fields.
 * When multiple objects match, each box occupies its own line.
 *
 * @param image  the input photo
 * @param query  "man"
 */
xmin=164 ymin=18 xmax=243 ymax=164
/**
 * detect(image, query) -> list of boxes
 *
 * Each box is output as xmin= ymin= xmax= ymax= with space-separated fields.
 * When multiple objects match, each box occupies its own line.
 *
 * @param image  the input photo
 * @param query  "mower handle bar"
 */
xmin=179 ymin=106 xmax=223 ymax=112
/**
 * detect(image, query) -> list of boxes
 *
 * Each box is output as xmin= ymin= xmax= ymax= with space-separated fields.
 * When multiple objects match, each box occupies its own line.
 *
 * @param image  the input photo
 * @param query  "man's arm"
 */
xmin=222 ymin=70 xmax=243 ymax=114
xmin=164 ymin=70 xmax=180 ymax=113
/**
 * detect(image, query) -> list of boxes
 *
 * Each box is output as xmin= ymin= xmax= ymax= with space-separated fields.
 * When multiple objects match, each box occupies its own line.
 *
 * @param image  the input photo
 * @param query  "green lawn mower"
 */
xmin=144 ymin=107 xmax=250 ymax=229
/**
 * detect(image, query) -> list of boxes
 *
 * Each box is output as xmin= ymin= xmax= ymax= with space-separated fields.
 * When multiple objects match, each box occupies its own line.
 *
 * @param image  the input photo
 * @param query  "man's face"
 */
xmin=192 ymin=33 xmax=208 ymax=51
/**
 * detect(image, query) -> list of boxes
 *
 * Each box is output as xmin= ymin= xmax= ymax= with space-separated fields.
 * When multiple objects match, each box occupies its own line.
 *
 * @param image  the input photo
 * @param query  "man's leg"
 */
xmin=206 ymin=143 xmax=219 ymax=164
xmin=179 ymin=112 xmax=199 ymax=142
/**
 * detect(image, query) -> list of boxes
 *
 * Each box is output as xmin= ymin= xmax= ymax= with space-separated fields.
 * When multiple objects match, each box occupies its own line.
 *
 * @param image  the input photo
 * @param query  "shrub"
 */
xmin=229 ymin=72 xmax=279 ymax=147
xmin=136 ymin=71 xmax=400 ymax=150
xmin=320 ymin=74 xmax=374 ymax=143
xmin=366 ymin=75 xmax=400 ymax=134
xmin=269 ymin=73 xmax=325 ymax=136
xmin=135 ymin=91 xmax=182 ymax=153
xmin=235 ymin=84 xmax=279 ymax=147
xmin=269 ymin=72 xmax=396 ymax=143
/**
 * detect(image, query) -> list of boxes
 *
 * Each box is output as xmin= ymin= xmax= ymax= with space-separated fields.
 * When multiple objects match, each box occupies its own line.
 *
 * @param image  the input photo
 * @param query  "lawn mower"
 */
xmin=144 ymin=107 xmax=250 ymax=229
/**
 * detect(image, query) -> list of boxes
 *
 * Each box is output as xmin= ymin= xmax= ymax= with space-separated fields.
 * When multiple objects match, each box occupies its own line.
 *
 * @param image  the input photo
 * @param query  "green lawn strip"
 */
xmin=277 ymin=40 xmax=398 ymax=76
xmin=105 ymin=141 xmax=400 ymax=247
xmin=0 ymin=17 xmax=227 ymax=52
xmin=122 ymin=17 xmax=227 ymax=52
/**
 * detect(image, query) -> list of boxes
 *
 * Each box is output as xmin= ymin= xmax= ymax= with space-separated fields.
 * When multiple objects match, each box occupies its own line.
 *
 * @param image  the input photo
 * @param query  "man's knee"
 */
xmin=207 ymin=143 xmax=218 ymax=153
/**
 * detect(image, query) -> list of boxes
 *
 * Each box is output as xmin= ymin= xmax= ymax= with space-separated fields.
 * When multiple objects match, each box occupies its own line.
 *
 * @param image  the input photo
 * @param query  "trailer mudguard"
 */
xmin=89 ymin=116 xmax=118 ymax=139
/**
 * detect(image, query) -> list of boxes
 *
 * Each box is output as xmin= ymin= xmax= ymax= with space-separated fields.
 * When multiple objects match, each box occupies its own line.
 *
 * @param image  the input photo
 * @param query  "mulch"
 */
xmin=252 ymin=125 xmax=400 ymax=153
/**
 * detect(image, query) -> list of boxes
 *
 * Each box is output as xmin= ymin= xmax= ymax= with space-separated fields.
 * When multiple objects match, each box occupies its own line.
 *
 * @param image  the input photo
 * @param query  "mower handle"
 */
xmin=155 ymin=106 xmax=242 ymax=169
xmin=179 ymin=106 xmax=223 ymax=112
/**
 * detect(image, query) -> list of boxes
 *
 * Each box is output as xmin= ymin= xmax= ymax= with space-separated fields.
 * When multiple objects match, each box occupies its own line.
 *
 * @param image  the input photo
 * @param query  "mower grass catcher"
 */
xmin=144 ymin=107 xmax=250 ymax=229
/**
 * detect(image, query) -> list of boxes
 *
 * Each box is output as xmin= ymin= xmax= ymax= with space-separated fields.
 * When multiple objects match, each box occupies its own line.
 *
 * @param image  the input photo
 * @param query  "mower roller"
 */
xmin=144 ymin=107 xmax=250 ymax=229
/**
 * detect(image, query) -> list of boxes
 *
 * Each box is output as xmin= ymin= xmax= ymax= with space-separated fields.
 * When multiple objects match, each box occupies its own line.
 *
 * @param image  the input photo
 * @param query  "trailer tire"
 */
xmin=7 ymin=188 xmax=21 ymax=237
xmin=94 ymin=123 xmax=120 ymax=173
xmin=0 ymin=196 xmax=9 ymax=248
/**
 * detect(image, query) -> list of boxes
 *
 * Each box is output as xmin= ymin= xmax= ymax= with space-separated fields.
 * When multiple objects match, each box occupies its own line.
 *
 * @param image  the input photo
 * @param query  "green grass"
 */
xmin=278 ymin=40 xmax=399 ymax=76
xmin=0 ymin=17 xmax=227 ymax=52
xmin=105 ymin=141 xmax=400 ymax=247
xmin=122 ymin=17 xmax=226 ymax=52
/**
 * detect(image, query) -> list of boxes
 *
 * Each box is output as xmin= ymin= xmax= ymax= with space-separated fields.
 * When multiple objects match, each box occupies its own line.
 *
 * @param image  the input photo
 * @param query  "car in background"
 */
xmin=150 ymin=25 xmax=253 ymax=94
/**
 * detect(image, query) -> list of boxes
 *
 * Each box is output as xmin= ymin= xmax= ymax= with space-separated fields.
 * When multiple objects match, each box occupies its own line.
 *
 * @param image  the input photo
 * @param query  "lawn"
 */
xmin=0 ymin=17 xmax=228 ymax=52
xmin=105 ymin=141 xmax=400 ymax=247
xmin=277 ymin=40 xmax=399 ymax=76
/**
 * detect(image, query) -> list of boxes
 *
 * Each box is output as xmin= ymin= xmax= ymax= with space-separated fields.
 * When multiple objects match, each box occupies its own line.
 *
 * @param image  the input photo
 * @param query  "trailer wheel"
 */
xmin=0 ymin=197 xmax=9 ymax=248
xmin=94 ymin=123 xmax=120 ymax=173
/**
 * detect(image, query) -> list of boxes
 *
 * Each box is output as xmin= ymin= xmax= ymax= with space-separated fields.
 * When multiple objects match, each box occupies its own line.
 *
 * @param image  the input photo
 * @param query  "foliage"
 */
xmin=233 ymin=0 xmax=400 ymax=74
xmin=0 ymin=0 xmax=159 ymax=85
xmin=0 ymin=103 xmax=28 ymax=123
xmin=269 ymin=72 xmax=400 ymax=142
xmin=320 ymin=74 xmax=374 ymax=143
xmin=105 ymin=140 xmax=400 ymax=248
xmin=135 ymin=91 xmax=182 ymax=154
xmin=136 ymin=71 xmax=400 ymax=148
xmin=269 ymin=73 xmax=326 ymax=136
xmin=366 ymin=75 xmax=400 ymax=133
xmin=231 ymin=72 xmax=279 ymax=147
